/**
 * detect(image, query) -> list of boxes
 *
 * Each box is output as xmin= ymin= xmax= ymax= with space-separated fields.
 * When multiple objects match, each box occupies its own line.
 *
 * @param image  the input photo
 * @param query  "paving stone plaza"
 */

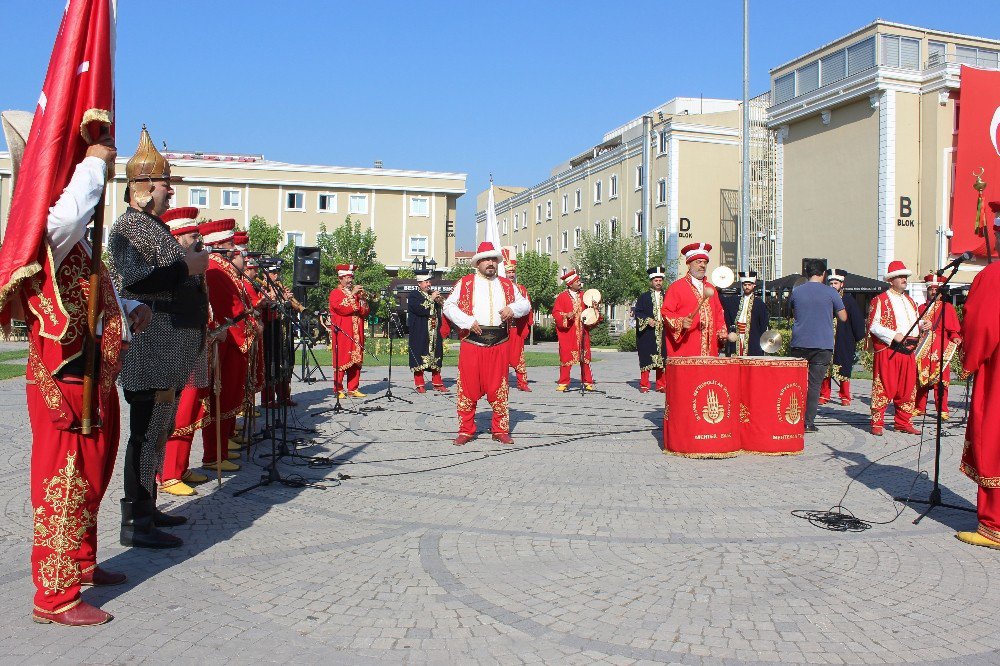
xmin=0 ymin=349 xmax=998 ymax=665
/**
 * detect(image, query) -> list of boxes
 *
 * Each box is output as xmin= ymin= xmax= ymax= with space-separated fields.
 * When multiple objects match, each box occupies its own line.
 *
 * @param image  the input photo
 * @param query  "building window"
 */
xmin=409 ymin=196 xmax=429 ymax=217
xmin=880 ymin=35 xmax=920 ymax=69
xmin=521 ymin=212 xmax=528 ymax=229
xmin=796 ymin=60 xmax=819 ymax=95
xmin=221 ymin=188 xmax=241 ymax=209
xmin=820 ymin=50 xmax=846 ymax=86
xmin=774 ymin=72 xmax=795 ymax=103
xmin=535 ymin=239 xmax=541 ymax=253
xmin=502 ymin=217 xmax=508 ymax=235
xmin=560 ymin=230 xmax=568 ymax=252
xmin=956 ymin=45 xmax=999 ymax=69
xmin=285 ymin=191 xmax=305 ymax=211
xmin=659 ymin=131 xmax=668 ymax=154
xmin=546 ymin=200 xmax=552 ymax=220
xmin=574 ymin=189 xmax=582 ymax=210
xmin=656 ymin=178 xmax=667 ymax=205
xmin=562 ymin=194 xmax=569 ymax=214
xmin=609 ymin=174 xmax=618 ymax=198
xmin=189 ymin=187 xmax=208 ymax=207
xmin=846 ymin=37 xmax=876 ymax=75
xmin=522 ymin=242 xmax=527 ymax=255
xmin=285 ymin=231 xmax=304 ymax=247
xmin=535 ymin=204 xmax=542 ymax=223
xmin=318 ymin=193 xmax=338 ymax=213
xmin=927 ymin=41 xmax=947 ymax=66
xmin=635 ymin=165 xmax=643 ymax=189
xmin=634 ymin=211 xmax=644 ymax=234
xmin=610 ymin=217 xmax=619 ymax=237
xmin=349 ymin=194 xmax=369 ymax=214
xmin=594 ymin=180 xmax=602 ymax=203
xmin=409 ymin=235 xmax=428 ymax=256
xmin=574 ymin=226 xmax=582 ymax=248
xmin=545 ymin=235 xmax=552 ymax=255
xmin=594 ymin=220 xmax=602 ymax=237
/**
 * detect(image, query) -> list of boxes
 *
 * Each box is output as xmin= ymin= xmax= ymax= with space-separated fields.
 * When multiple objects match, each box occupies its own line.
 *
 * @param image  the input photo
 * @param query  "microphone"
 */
xmin=191 ymin=240 xmax=232 ymax=254
xmin=936 ymin=252 xmax=972 ymax=276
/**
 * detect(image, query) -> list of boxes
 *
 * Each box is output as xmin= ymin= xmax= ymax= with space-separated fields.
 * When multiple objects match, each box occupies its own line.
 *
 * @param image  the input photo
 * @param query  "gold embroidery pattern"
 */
xmin=26 ymin=337 xmax=71 ymax=423
xmin=492 ymin=378 xmax=510 ymax=432
xmin=784 ymin=392 xmax=802 ymax=425
xmin=960 ymin=461 xmax=1000 ymax=488
xmin=870 ymin=376 xmax=889 ymax=424
xmin=514 ymin=349 xmax=527 ymax=375
xmin=33 ymin=452 xmax=94 ymax=595
xmin=740 ymin=403 xmax=750 ymax=424
xmin=978 ymin=523 xmax=1000 ymax=543
xmin=701 ymin=390 xmax=725 ymax=424
xmin=456 ymin=376 xmax=474 ymax=413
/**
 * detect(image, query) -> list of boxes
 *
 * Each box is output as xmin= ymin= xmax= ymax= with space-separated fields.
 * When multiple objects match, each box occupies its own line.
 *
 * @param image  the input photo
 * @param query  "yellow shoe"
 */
xmin=182 ymin=470 xmax=209 ymax=485
xmin=228 ymin=439 xmax=242 ymax=451
xmin=160 ymin=480 xmax=196 ymax=497
xmin=348 ymin=390 xmax=367 ymax=398
xmin=585 ymin=384 xmax=596 ymax=391
xmin=230 ymin=433 xmax=247 ymax=445
xmin=956 ymin=531 xmax=1000 ymax=550
xmin=337 ymin=391 xmax=347 ymax=399
xmin=227 ymin=451 xmax=241 ymax=461
xmin=556 ymin=384 xmax=568 ymax=392
xmin=941 ymin=412 xmax=950 ymax=421
xmin=204 ymin=459 xmax=241 ymax=472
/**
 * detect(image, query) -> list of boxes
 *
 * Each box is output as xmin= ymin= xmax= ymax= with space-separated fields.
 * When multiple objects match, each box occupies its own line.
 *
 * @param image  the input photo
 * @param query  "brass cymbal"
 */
xmin=760 ymin=329 xmax=783 ymax=354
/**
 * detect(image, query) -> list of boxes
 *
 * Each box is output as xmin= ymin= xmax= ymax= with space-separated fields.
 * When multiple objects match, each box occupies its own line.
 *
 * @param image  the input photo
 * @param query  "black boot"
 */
xmin=120 ymin=499 xmax=183 ymax=549
xmin=152 ymin=504 xmax=187 ymax=527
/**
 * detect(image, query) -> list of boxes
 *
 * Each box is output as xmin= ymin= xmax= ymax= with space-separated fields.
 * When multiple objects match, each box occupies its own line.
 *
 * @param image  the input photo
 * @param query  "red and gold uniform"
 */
xmin=915 ymin=275 xmax=962 ymax=419
xmin=328 ymin=264 xmax=370 ymax=394
xmin=957 ymin=257 xmax=1000 ymax=548
xmin=507 ymin=262 xmax=533 ymax=391
xmin=867 ymin=261 xmax=920 ymax=434
xmin=553 ymin=270 xmax=598 ymax=389
xmin=662 ymin=243 xmax=727 ymax=357
xmin=443 ymin=243 xmax=530 ymax=442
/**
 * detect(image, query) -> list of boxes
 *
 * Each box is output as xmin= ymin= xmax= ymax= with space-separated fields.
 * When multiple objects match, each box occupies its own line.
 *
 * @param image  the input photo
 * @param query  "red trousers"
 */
xmin=456 ymin=342 xmax=510 ymax=435
xmin=820 ymin=377 xmax=852 ymax=404
xmin=871 ymin=350 xmax=917 ymax=430
xmin=558 ymin=361 xmax=593 ymax=386
xmin=509 ymin=335 xmax=528 ymax=388
xmin=978 ymin=487 xmax=1000 ymax=544
xmin=915 ymin=366 xmax=950 ymax=415
xmin=640 ymin=369 xmax=665 ymax=391
xmin=414 ymin=370 xmax=443 ymax=388
xmin=334 ymin=364 xmax=360 ymax=392
xmin=28 ymin=380 xmax=120 ymax=614
xmin=161 ymin=385 xmax=210 ymax=481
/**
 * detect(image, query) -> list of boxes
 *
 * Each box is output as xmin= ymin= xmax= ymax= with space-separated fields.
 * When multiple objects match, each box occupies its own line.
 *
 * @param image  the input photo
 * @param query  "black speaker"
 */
xmin=293 ymin=246 xmax=321 ymax=286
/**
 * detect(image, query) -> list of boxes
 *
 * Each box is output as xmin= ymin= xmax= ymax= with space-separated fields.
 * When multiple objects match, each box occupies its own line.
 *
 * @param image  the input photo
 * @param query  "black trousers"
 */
xmin=122 ymin=388 xmax=160 ymax=503
xmin=789 ymin=347 xmax=833 ymax=428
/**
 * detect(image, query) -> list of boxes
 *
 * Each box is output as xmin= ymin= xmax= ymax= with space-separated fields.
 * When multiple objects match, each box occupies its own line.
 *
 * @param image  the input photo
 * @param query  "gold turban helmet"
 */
xmin=125 ymin=125 xmax=181 ymax=206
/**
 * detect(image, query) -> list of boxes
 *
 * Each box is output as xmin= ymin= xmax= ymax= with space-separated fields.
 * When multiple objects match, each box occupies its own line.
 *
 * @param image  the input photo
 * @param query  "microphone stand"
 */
xmin=892 ymin=263 xmax=974 ymax=522
xmin=365 ymin=309 xmax=413 ymax=406
xmin=311 ymin=321 xmax=380 ymax=416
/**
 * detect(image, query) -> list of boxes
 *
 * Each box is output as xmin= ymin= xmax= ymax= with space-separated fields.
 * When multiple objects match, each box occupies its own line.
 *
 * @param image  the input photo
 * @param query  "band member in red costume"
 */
xmin=662 ymin=242 xmax=727 ymax=357
xmin=552 ymin=270 xmax=599 ymax=391
xmin=914 ymin=274 xmax=962 ymax=420
xmin=328 ymin=264 xmax=370 ymax=398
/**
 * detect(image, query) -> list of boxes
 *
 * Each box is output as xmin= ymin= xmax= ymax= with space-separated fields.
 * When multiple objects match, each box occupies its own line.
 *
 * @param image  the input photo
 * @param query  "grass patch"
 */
xmin=306 ymin=347 xmax=578 ymax=368
xmin=0 ymin=350 xmax=28 ymax=362
xmin=0 ymin=364 xmax=26 ymax=380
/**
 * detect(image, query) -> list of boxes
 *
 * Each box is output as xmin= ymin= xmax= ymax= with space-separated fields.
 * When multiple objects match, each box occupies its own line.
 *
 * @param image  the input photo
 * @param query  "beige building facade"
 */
xmin=0 ymin=151 xmax=466 ymax=269
xmin=475 ymin=98 xmax=743 ymax=278
xmin=768 ymin=20 xmax=1000 ymax=288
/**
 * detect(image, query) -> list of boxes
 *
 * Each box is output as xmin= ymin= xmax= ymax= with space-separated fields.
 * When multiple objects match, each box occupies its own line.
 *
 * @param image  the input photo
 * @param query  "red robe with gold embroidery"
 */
xmin=661 ymin=274 xmax=726 ymax=357
xmin=959 ymin=262 xmax=1000 ymax=542
xmin=328 ymin=287 xmax=370 ymax=371
xmin=553 ymin=289 xmax=597 ymax=366
xmin=915 ymin=299 xmax=961 ymax=388
xmin=509 ymin=283 xmax=533 ymax=376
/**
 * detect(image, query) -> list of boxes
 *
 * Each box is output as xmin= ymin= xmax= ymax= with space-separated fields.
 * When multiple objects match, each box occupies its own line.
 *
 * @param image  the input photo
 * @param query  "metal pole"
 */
xmin=641 ymin=115 xmax=652 ymax=266
xmin=740 ymin=0 xmax=751 ymax=274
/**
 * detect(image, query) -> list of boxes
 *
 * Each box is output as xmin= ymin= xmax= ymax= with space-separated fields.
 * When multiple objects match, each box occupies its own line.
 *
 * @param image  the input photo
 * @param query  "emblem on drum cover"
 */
xmin=777 ymin=384 xmax=803 ymax=425
xmin=692 ymin=380 xmax=730 ymax=424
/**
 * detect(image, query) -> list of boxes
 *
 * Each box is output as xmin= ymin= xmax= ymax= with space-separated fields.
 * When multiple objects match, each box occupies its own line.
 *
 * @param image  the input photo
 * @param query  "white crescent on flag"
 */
xmin=990 ymin=104 xmax=1000 ymax=158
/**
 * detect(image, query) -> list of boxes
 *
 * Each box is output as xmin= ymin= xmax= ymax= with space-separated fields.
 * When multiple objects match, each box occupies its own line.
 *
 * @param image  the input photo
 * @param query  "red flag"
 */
xmin=0 ymin=0 xmax=116 ymax=315
xmin=950 ymin=66 xmax=1000 ymax=258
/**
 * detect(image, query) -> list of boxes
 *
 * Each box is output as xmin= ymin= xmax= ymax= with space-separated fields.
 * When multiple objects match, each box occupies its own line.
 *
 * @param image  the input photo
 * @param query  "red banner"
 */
xmin=950 ymin=66 xmax=1000 ymax=257
xmin=0 ymin=0 xmax=116 ymax=314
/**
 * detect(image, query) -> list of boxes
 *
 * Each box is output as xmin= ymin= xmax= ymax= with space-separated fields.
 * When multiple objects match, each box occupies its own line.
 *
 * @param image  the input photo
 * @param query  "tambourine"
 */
xmin=583 ymin=288 xmax=603 ymax=308
xmin=581 ymin=307 xmax=600 ymax=327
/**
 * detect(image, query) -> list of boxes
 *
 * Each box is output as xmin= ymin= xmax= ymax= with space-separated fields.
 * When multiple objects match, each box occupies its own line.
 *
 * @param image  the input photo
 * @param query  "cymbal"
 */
xmin=711 ymin=266 xmax=735 ymax=289
xmin=760 ymin=329 xmax=783 ymax=354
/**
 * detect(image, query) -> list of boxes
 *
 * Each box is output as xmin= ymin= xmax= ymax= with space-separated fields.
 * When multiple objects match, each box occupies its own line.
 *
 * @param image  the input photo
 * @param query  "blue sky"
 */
xmin=2 ymin=1 xmax=994 ymax=251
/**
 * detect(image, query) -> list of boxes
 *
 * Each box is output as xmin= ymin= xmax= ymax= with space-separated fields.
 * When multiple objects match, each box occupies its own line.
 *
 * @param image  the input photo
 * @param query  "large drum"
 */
xmin=737 ymin=357 xmax=807 ymax=455
xmin=662 ymin=357 xmax=741 ymax=458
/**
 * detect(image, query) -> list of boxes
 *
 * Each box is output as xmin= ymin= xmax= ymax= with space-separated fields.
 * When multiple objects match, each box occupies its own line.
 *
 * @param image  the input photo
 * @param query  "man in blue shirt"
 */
xmin=789 ymin=259 xmax=847 ymax=432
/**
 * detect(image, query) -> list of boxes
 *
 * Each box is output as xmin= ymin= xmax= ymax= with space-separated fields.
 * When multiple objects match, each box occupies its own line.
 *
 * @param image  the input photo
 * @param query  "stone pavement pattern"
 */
xmin=0 ymin=351 xmax=998 ymax=665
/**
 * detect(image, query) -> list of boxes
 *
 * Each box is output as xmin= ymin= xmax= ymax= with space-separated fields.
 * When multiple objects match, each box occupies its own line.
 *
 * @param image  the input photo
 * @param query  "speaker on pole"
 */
xmin=293 ymin=246 xmax=321 ymax=287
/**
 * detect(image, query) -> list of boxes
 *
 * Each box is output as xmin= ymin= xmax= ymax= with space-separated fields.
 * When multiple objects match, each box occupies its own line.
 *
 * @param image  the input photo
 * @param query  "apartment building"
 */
xmin=476 ymin=98 xmax=744 ymax=277
xmin=0 ymin=151 xmax=466 ymax=269
xmin=768 ymin=20 xmax=1000 ymax=286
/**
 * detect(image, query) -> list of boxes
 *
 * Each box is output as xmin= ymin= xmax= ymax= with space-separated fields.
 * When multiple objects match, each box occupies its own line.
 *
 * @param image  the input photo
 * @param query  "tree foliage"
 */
xmin=247 ymin=215 xmax=282 ymax=255
xmin=573 ymin=231 xmax=674 ymax=307
xmin=513 ymin=251 xmax=561 ymax=314
xmin=443 ymin=263 xmax=475 ymax=280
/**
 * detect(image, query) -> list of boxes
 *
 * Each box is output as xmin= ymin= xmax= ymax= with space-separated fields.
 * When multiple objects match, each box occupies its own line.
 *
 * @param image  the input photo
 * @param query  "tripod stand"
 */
xmin=295 ymin=311 xmax=328 ymax=383
xmin=311 ymin=319 xmax=381 ymax=417
xmin=365 ymin=310 xmax=412 ymax=406
xmin=892 ymin=262 xmax=975 ymax=523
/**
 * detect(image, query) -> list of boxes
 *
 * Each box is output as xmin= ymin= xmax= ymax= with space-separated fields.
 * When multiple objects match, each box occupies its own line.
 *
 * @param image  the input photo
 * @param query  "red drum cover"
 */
xmin=663 ymin=357 xmax=741 ymax=458
xmin=737 ymin=357 xmax=807 ymax=455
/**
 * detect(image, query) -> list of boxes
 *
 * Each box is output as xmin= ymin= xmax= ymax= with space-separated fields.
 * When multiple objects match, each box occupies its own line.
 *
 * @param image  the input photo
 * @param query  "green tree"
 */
xmin=574 ymin=231 xmax=675 ymax=307
xmin=514 ymin=251 xmax=561 ymax=314
xmin=443 ymin=263 xmax=474 ymax=280
xmin=247 ymin=215 xmax=281 ymax=255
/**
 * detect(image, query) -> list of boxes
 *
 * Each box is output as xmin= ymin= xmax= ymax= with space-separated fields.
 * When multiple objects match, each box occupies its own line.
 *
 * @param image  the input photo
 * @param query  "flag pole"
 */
xmin=80 ymin=179 xmax=108 ymax=435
